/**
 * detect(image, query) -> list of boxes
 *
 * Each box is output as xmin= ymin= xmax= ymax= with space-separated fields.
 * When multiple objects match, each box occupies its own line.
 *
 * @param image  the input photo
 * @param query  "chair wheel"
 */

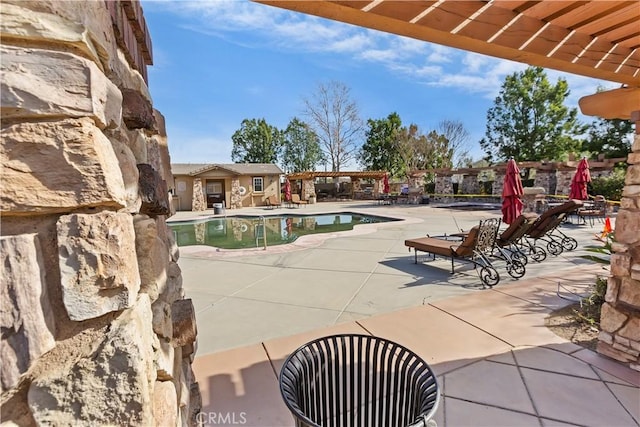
xmin=480 ymin=266 xmax=500 ymax=287
xmin=530 ymin=246 xmax=546 ymax=262
xmin=511 ymin=251 xmax=528 ymax=266
xmin=547 ymin=240 xmax=563 ymax=256
xmin=562 ymin=237 xmax=578 ymax=251
xmin=506 ymin=259 xmax=526 ymax=279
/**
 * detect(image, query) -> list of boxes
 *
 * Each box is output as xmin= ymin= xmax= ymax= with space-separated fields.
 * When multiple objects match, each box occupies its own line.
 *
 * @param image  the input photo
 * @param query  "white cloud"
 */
xmin=149 ymin=0 xmax=610 ymax=113
xmin=427 ymin=44 xmax=453 ymax=63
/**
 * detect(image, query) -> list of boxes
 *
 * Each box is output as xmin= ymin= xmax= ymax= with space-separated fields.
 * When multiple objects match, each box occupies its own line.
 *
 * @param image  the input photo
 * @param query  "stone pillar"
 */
xmin=555 ymin=168 xmax=574 ymax=197
xmin=302 ymin=179 xmax=315 ymax=200
xmin=230 ymin=178 xmax=242 ymax=209
xmin=0 ymin=2 xmax=201 ymax=425
xmin=598 ymin=111 xmax=640 ymax=371
xmin=461 ymin=173 xmax=479 ymax=195
xmin=192 ymin=178 xmax=206 ymax=211
xmin=533 ymin=169 xmax=556 ymax=195
xmin=493 ymin=170 xmax=505 ymax=196
xmin=435 ymin=174 xmax=453 ymax=195
xmin=352 ymin=178 xmax=362 ymax=193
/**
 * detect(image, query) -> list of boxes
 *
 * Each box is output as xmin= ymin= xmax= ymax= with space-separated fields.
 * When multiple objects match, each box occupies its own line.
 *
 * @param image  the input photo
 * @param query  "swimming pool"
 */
xmin=169 ymin=212 xmax=399 ymax=249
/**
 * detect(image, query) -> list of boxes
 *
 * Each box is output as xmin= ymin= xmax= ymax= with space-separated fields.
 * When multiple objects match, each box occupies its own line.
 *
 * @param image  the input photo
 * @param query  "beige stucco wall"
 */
xmin=174 ymin=173 xmax=281 ymax=210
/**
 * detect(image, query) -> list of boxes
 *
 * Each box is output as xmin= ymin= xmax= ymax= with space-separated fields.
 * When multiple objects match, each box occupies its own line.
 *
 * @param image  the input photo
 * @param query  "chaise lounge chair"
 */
xmin=494 ymin=213 xmax=539 ymax=265
xmin=405 ymin=218 xmax=513 ymax=288
xmin=522 ymin=199 xmax=583 ymax=259
xmin=290 ymin=194 xmax=308 ymax=208
xmin=266 ymin=195 xmax=281 ymax=209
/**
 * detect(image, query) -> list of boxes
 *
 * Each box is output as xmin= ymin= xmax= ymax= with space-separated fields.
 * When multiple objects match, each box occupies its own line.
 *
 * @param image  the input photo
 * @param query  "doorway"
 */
xmin=206 ymin=180 xmax=225 ymax=208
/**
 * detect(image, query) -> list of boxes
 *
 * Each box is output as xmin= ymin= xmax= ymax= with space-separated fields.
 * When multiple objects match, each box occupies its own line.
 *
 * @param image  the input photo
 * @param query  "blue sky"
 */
xmin=142 ymin=0 xmax=613 ymax=169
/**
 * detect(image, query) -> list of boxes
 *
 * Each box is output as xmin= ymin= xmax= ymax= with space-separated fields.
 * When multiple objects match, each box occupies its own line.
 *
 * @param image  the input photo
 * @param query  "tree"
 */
xmin=302 ymin=81 xmax=364 ymax=171
xmin=479 ymin=66 xmax=584 ymax=163
xmin=231 ymin=118 xmax=283 ymax=163
xmin=582 ymin=118 xmax=633 ymax=159
xmin=282 ymin=117 xmax=324 ymax=173
xmin=394 ymin=125 xmax=450 ymax=182
xmin=437 ymin=120 xmax=471 ymax=167
xmin=359 ymin=112 xmax=403 ymax=176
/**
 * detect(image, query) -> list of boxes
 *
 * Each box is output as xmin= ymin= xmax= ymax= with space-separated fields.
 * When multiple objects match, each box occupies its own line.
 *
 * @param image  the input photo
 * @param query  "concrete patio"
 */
xmin=170 ymin=201 xmax=639 ymax=426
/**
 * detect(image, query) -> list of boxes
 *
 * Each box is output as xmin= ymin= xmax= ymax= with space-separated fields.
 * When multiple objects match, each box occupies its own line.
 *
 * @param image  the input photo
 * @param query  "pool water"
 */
xmin=169 ymin=212 xmax=399 ymax=249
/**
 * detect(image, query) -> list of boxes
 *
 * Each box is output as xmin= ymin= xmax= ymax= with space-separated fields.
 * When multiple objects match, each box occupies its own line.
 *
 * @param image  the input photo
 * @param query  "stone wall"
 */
xmin=598 ymin=118 xmax=640 ymax=371
xmin=461 ymin=173 xmax=479 ymax=194
xmin=435 ymin=175 xmax=453 ymax=195
xmin=555 ymin=169 xmax=574 ymax=196
xmin=1 ymin=1 xmax=201 ymax=425
xmin=493 ymin=171 xmax=505 ymax=196
xmin=534 ymin=170 xmax=556 ymax=195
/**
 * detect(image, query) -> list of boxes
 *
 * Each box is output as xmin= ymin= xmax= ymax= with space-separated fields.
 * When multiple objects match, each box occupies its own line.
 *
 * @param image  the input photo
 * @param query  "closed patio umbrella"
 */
xmin=569 ymin=158 xmax=591 ymax=200
xmin=383 ymin=173 xmax=390 ymax=194
xmin=284 ymin=179 xmax=292 ymax=202
xmin=501 ymin=158 xmax=524 ymax=224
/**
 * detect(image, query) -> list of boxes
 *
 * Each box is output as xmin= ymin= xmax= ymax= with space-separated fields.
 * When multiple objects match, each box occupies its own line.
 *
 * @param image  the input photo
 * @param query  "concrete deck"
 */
xmin=170 ymin=201 xmax=639 ymax=426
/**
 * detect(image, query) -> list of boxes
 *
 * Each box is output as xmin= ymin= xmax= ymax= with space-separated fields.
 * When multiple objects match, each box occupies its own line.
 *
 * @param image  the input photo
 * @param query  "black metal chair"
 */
xmin=279 ymin=334 xmax=440 ymax=427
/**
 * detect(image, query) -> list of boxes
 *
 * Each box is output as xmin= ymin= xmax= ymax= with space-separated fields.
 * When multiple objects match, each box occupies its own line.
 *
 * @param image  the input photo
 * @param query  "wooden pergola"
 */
xmin=255 ymin=0 xmax=639 ymax=119
xmin=286 ymin=171 xmax=388 ymax=200
xmin=286 ymin=170 xmax=387 ymax=180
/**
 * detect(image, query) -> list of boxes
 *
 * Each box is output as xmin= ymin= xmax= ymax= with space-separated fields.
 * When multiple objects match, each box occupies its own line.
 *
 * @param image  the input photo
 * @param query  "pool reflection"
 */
xmin=169 ymin=213 xmax=397 ymax=249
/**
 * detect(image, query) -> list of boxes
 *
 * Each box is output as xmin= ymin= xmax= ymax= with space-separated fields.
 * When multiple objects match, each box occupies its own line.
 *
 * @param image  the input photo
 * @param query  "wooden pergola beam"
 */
xmin=578 ymin=87 xmax=640 ymax=120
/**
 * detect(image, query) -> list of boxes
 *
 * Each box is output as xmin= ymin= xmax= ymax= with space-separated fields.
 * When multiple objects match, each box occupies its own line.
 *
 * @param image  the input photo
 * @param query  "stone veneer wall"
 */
xmin=599 ymin=119 xmax=640 ymax=371
xmin=555 ymin=169 xmax=574 ymax=196
xmin=192 ymin=178 xmax=206 ymax=211
xmin=492 ymin=171 xmax=505 ymax=196
xmin=461 ymin=174 xmax=479 ymax=194
xmin=434 ymin=175 xmax=453 ymax=195
xmin=1 ymin=1 xmax=201 ymax=425
xmin=533 ymin=170 xmax=556 ymax=195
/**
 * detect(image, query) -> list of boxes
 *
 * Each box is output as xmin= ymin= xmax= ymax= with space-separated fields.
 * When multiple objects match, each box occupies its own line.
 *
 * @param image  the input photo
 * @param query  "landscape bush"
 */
xmin=590 ymin=169 xmax=625 ymax=201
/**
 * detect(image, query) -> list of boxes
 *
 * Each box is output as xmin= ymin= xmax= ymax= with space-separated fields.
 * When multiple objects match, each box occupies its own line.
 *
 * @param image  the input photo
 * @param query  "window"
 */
xmin=253 ymin=177 xmax=264 ymax=192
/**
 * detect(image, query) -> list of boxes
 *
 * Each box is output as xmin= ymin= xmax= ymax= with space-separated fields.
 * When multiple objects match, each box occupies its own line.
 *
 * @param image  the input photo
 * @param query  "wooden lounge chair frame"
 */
xmin=266 ymin=195 xmax=281 ymax=209
xmin=290 ymin=194 xmax=308 ymax=208
xmin=405 ymin=218 xmax=505 ymax=288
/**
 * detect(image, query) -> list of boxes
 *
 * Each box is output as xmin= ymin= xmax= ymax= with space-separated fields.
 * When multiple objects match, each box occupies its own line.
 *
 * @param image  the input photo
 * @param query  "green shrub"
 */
xmin=590 ymin=170 xmax=625 ymax=201
xmin=425 ymin=183 xmax=435 ymax=194
xmin=573 ymin=276 xmax=607 ymax=327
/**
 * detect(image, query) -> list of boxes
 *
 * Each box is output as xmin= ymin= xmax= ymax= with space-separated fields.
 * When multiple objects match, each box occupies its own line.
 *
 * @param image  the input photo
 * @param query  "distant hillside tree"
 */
xmin=231 ymin=118 xmax=283 ymax=163
xmin=302 ymin=81 xmax=364 ymax=171
xmin=360 ymin=112 xmax=404 ymax=176
xmin=479 ymin=66 xmax=584 ymax=163
xmin=282 ymin=117 xmax=324 ymax=173
xmin=582 ymin=118 xmax=633 ymax=159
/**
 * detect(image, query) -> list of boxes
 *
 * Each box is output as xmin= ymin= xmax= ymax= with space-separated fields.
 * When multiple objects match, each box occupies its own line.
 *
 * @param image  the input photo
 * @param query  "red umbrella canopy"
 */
xmin=383 ymin=173 xmax=390 ymax=194
xmin=501 ymin=159 xmax=524 ymax=224
xmin=569 ymin=158 xmax=591 ymax=200
xmin=284 ymin=179 xmax=292 ymax=202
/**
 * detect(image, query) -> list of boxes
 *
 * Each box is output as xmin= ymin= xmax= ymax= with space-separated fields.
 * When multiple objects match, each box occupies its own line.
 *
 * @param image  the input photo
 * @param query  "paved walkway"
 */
xmin=171 ymin=202 xmax=639 ymax=426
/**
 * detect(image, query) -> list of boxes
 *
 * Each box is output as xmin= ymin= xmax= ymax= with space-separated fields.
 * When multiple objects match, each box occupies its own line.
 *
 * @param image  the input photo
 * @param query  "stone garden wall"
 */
xmin=1 ymin=1 xmax=201 ymax=425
